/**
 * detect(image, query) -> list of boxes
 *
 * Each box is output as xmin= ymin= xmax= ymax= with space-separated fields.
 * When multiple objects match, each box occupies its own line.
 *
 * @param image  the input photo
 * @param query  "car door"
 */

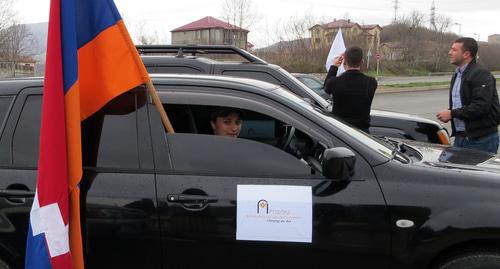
xmin=0 ymin=87 xmax=161 ymax=268
xmin=150 ymin=86 xmax=390 ymax=269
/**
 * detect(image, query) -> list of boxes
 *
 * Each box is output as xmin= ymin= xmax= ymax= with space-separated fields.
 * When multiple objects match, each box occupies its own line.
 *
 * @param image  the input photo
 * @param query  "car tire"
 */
xmin=0 ymin=258 xmax=11 ymax=269
xmin=436 ymin=251 xmax=500 ymax=269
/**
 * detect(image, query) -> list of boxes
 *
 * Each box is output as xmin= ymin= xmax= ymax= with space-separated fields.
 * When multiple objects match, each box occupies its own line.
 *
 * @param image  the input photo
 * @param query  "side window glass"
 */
xmin=83 ymin=91 xmax=141 ymax=169
xmin=0 ymin=97 xmax=14 ymax=136
xmin=162 ymin=104 xmax=325 ymax=178
xmin=12 ymin=95 xmax=42 ymax=167
xmin=167 ymin=134 xmax=312 ymax=177
xmin=221 ymin=70 xmax=281 ymax=85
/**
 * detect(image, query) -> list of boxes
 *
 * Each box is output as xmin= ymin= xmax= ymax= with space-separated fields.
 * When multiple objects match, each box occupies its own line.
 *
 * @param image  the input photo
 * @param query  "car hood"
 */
xmin=402 ymin=140 xmax=500 ymax=173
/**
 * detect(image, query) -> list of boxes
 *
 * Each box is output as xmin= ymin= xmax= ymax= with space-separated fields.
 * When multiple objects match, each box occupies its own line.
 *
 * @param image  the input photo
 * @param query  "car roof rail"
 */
xmin=136 ymin=44 xmax=267 ymax=64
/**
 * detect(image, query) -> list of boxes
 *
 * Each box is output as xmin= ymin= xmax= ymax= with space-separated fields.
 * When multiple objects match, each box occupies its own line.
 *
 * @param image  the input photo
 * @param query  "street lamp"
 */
xmin=454 ymin=22 xmax=462 ymax=36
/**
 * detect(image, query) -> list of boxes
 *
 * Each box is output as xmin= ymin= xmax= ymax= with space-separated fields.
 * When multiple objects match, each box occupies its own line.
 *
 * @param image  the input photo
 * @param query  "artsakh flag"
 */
xmin=25 ymin=0 xmax=149 ymax=268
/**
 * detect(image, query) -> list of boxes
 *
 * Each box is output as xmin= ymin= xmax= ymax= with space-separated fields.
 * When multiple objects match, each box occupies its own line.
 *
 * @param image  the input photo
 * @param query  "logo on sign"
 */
xmin=257 ymin=199 xmax=269 ymax=214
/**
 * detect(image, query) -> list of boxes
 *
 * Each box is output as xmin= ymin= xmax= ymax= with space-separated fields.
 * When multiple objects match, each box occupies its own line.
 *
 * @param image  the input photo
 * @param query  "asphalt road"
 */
xmin=372 ymin=88 xmax=500 ymax=153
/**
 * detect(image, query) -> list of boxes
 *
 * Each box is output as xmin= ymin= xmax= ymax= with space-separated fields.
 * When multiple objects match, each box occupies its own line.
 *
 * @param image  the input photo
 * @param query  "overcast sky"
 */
xmin=13 ymin=0 xmax=500 ymax=47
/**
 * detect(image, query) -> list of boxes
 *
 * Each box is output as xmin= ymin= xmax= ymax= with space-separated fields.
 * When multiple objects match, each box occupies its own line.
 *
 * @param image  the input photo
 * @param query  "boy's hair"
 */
xmin=210 ymin=107 xmax=244 ymax=122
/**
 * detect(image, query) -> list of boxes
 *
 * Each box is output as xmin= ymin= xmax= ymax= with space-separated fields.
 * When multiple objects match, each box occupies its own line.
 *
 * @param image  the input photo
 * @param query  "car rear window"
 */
xmin=0 ymin=97 xmax=13 ymax=135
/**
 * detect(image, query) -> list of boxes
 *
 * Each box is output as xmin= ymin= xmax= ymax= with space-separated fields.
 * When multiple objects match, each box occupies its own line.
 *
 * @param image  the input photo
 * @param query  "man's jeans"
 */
xmin=454 ymin=132 xmax=499 ymax=154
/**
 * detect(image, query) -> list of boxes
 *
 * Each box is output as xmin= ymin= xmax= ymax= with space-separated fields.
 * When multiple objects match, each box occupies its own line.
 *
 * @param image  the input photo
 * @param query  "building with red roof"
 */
xmin=171 ymin=16 xmax=249 ymax=50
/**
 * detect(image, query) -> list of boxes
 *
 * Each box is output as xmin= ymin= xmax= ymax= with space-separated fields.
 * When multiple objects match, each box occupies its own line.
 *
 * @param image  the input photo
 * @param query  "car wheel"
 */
xmin=0 ymin=258 xmax=11 ymax=269
xmin=436 ymin=251 xmax=500 ymax=269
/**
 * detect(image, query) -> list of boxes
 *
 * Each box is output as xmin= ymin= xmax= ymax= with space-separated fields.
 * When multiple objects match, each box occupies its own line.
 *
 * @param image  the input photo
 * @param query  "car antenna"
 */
xmin=176 ymin=48 xmax=184 ymax=58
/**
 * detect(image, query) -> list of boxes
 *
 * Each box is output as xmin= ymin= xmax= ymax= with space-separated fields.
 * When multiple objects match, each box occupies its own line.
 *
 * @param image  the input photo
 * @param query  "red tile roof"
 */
xmin=323 ymin=19 xmax=358 ymax=29
xmin=171 ymin=16 xmax=249 ymax=32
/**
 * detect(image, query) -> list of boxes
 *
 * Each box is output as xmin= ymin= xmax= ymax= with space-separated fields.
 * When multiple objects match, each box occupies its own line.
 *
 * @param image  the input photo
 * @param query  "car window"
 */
xmin=0 ymin=96 xmax=14 ymax=137
xmin=154 ymin=66 xmax=203 ymax=74
xmin=12 ymin=92 xmax=142 ymax=169
xmin=299 ymin=77 xmax=323 ymax=90
xmin=221 ymin=70 xmax=282 ymax=85
xmin=12 ymin=95 xmax=42 ymax=167
xmin=166 ymin=133 xmax=313 ymax=177
xmin=160 ymin=104 xmax=325 ymax=178
xmin=82 ymin=91 xmax=142 ymax=169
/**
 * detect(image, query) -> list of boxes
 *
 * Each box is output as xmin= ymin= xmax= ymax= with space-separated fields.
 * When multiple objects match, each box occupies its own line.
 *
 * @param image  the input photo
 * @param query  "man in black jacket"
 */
xmin=437 ymin=37 xmax=500 ymax=153
xmin=324 ymin=46 xmax=377 ymax=132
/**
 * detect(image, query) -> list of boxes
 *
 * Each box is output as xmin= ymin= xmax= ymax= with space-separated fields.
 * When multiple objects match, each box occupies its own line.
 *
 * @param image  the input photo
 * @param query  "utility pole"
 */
xmin=430 ymin=1 xmax=437 ymax=30
xmin=454 ymin=22 xmax=462 ymax=36
xmin=393 ymin=0 xmax=399 ymax=23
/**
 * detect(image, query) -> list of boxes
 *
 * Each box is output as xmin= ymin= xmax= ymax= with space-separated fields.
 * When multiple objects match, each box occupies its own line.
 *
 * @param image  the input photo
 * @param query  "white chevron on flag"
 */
xmin=30 ymin=192 xmax=70 ymax=258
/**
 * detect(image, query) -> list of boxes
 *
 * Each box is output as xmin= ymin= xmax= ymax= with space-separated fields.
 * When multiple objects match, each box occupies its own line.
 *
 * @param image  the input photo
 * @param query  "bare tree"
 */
xmin=220 ymin=0 xmax=260 ymax=30
xmin=0 ymin=0 xmax=14 ymax=48
xmin=132 ymin=21 xmax=161 ymax=45
xmin=1 ymin=22 xmax=33 ymax=77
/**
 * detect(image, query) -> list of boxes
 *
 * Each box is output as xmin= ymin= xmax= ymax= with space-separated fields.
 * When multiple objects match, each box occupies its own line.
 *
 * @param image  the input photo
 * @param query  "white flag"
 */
xmin=325 ymin=28 xmax=346 ymax=76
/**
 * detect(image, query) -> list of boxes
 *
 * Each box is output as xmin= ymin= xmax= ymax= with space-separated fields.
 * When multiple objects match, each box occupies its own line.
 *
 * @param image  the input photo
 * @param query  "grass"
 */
xmin=384 ymin=78 xmax=499 ymax=88
xmin=385 ymin=81 xmax=450 ymax=88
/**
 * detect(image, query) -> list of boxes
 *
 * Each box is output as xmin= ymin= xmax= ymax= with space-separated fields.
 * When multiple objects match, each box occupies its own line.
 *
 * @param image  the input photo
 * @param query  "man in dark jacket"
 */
xmin=324 ymin=46 xmax=377 ymax=132
xmin=437 ymin=37 xmax=500 ymax=154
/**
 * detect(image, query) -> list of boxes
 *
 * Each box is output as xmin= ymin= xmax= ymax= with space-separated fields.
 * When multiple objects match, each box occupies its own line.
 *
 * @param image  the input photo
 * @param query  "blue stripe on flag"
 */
xmin=25 ymin=225 xmax=53 ymax=269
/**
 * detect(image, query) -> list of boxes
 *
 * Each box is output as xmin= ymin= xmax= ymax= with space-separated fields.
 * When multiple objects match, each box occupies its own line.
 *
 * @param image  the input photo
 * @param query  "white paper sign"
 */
xmin=236 ymin=185 xmax=312 ymax=243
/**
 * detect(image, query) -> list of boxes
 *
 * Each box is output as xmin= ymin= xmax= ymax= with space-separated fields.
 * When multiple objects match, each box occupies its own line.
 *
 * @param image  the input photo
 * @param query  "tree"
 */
xmin=1 ymin=22 xmax=33 ymax=77
xmin=133 ymin=21 xmax=161 ymax=45
xmin=220 ymin=0 xmax=260 ymax=30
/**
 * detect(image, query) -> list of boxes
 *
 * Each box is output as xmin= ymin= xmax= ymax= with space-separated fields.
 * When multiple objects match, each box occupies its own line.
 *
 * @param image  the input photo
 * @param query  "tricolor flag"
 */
xmin=25 ymin=0 xmax=149 ymax=268
xmin=325 ymin=28 xmax=346 ymax=76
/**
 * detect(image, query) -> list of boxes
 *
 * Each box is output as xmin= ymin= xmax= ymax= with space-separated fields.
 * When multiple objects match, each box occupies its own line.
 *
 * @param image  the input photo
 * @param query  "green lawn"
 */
xmin=385 ymin=81 xmax=449 ymax=88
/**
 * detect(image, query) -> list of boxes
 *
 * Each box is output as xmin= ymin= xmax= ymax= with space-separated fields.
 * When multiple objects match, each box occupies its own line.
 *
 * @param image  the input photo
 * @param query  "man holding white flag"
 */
xmin=325 ymin=29 xmax=346 ymax=75
xmin=324 ymin=46 xmax=378 ymax=133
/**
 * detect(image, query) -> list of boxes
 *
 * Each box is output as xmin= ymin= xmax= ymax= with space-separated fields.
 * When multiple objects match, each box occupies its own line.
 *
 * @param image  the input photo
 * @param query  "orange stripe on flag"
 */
xmin=65 ymin=84 xmax=84 ymax=269
xmin=78 ymin=20 xmax=149 ymax=120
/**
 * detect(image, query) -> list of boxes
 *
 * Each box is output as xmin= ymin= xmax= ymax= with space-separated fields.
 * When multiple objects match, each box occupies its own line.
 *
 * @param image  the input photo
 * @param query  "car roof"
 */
xmin=0 ymin=74 xmax=281 ymax=96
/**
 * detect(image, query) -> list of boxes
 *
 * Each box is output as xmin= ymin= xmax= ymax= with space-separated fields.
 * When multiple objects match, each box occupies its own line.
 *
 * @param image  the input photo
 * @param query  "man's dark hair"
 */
xmin=344 ymin=46 xmax=363 ymax=68
xmin=210 ymin=106 xmax=244 ymax=122
xmin=454 ymin=37 xmax=478 ymax=59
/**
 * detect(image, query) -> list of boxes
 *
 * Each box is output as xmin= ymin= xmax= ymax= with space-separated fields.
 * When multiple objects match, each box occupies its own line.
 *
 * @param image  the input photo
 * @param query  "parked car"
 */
xmin=137 ymin=45 xmax=450 ymax=145
xmin=1 ymin=74 xmax=500 ymax=269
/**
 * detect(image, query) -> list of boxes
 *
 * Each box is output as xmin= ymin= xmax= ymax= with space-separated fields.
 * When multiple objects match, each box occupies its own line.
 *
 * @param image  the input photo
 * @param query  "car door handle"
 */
xmin=167 ymin=194 xmax=218 ymax=204
xmin=0 ymin=189 xmax=35 ymax=198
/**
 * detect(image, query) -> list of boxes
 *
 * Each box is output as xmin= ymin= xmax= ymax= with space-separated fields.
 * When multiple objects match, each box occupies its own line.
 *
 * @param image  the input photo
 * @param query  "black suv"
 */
xmin=138 ymin=45 xmax=450 ymax=145
xmin=1 ymin=74 xmax=500 ymax=269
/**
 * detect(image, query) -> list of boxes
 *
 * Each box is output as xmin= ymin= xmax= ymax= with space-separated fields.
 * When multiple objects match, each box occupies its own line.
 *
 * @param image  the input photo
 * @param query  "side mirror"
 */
xmin=322 ymin=147 xmax=356 ymax=180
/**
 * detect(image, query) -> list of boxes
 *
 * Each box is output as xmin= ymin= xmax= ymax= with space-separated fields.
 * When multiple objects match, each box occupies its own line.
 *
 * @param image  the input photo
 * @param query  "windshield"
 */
xmin=298 ymin=77 xmax=323 ymax=89
xmin=273 ymin=88 xmax=394 ymax=159
xmin=276 ymin=67 xmax=330 ymax=109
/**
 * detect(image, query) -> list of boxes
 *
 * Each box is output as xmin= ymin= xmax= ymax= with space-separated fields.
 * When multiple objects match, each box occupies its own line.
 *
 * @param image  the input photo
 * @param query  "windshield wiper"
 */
xmin=373 ymin=136 xmax=410 ymax=163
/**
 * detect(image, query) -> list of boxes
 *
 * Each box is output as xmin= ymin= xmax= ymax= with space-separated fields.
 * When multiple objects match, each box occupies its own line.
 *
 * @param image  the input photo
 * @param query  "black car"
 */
xmin=1 ymin=74 xmax=500 ymax=269
xmin=138 ymin=45 xmax=450 ymax=145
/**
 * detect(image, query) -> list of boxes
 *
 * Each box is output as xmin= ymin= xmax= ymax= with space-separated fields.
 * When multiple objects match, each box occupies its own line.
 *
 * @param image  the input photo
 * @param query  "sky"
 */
xmin=13 ymin=0 xmax=500 ymax=48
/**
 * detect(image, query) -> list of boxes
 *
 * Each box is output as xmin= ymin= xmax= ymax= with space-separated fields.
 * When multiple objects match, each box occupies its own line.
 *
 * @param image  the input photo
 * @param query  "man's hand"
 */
xmin=333 ymin=54 xmax=344 ymax=67
xmin=436 ymin=109 xmax=452 ymax=123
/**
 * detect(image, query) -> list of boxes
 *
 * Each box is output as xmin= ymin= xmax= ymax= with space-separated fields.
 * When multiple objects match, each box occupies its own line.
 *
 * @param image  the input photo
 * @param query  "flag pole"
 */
xmin=145 ymin=80 xmax=175 ymax=133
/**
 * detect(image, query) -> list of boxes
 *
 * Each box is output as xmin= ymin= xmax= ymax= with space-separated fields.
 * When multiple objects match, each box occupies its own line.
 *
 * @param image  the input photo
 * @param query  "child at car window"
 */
xmin=210 ymin=107 xmax=243 ymax=138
